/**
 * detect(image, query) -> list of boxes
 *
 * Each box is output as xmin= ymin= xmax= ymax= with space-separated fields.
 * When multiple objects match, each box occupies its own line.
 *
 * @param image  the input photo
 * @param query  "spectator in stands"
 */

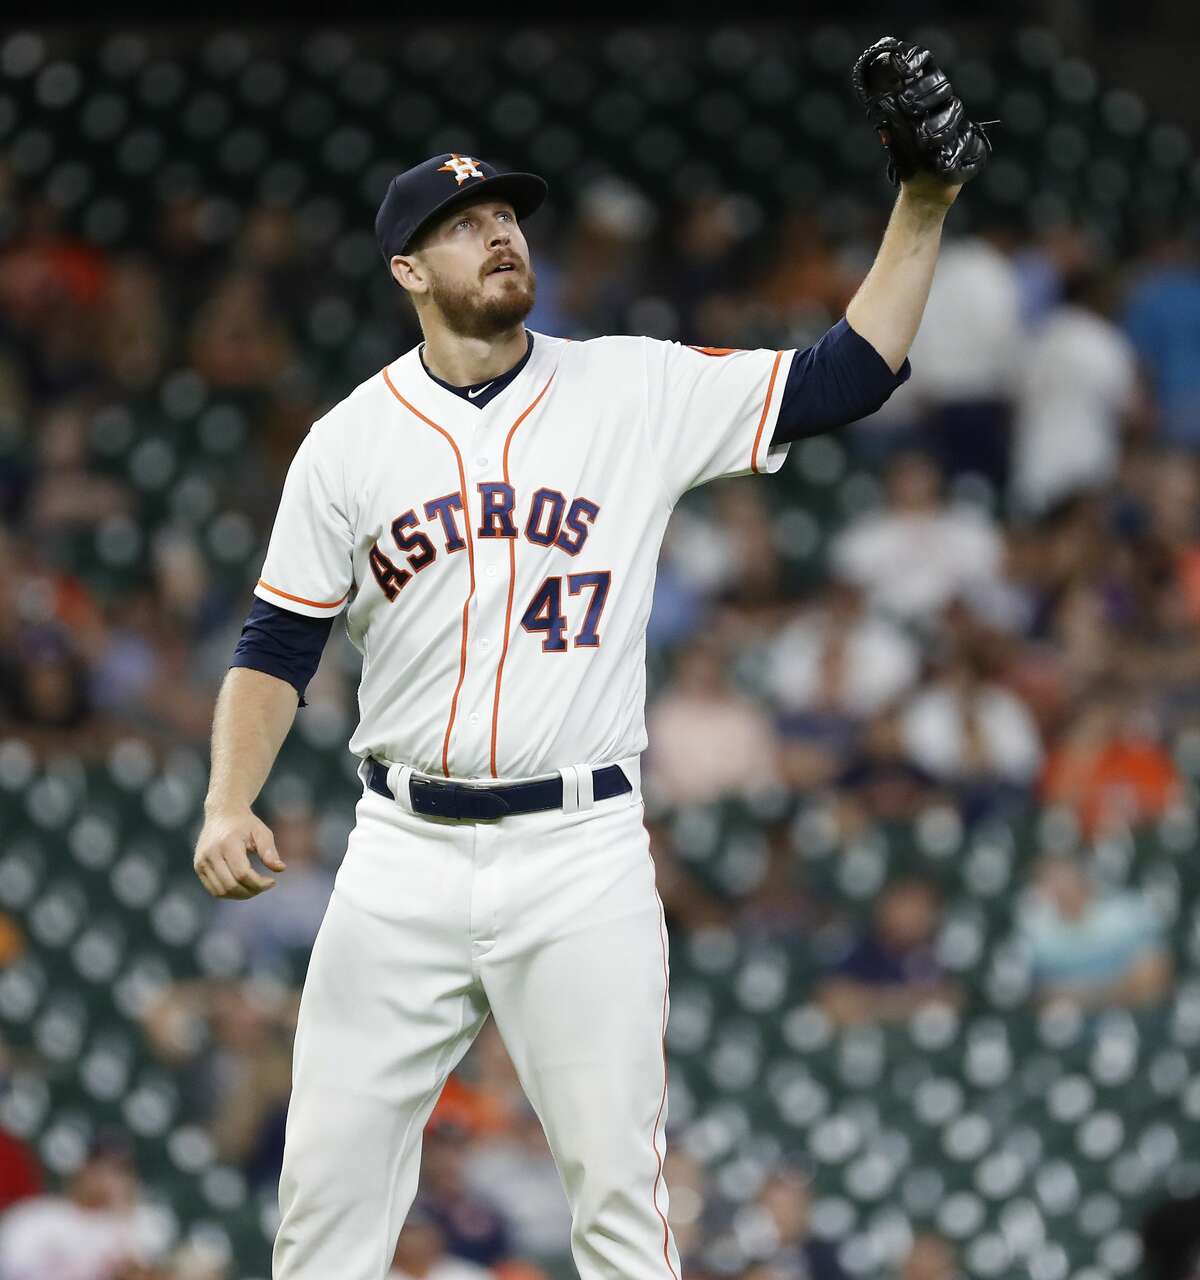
xmin=652 ymin=482 xmax=787 ymax=650
xmin=645 ymin=635 xmax=781 ymax=808
xmin=897 ymin=1232 xmax=958 ymax=1280
xmin=1011 ymin=265 xmax=1144 ymax=516
xmin=891 ymin=227 xmax=1022 ymax=491
xmin=1140 ymin=453 xmax=1200 ymax=628
xmin=0 ymin=1128 xmax=168 ymax=1279
xmin=152 ymin=192 xmax=226 ymax=315
xmin=668 ymin=193 xmax=754 ymax=340
xmin=818 ymin=878 xmax=958 ymax=1028
xmin=552 ymin=177 xmax=657 ymax=338
xmin=141 ymin=980 xmax=294 ymax=1179
xmin=644 ymin=818 xmax=733 ymax=933
xmin=900 ymin=646 xmax=1043 ymax=821
xmin=234 ymin=206 xmax=318 ymax=323
xmin=709 ymin=483 xmax=791 ymax=635
xmin=1122 ymin=223 xmax=1200 ymax=448
xmin=431 ymin=1023 xmax=531 ymax=1141
xmin=186 ymin=271 xmax=294 ymax=392
xmin=0 ymin=1043 xmax=41 ymax=1214
xmin=0 ymin=1128 xmax=40 ymax=1218
xmin=1046 ymin=577 xmax=1118 ymax=706
xmin=86 ymin=589 xmax=169 ymax=721
xmin=759 ymin=210 xmax=857 ymax=338
xmin=23 ymin=399 xmax=133 ymax=543
xmin=419 ymin=1123 xmax=512 ymax=1269
xmin=1040 ymin=684 xmax=1181 ymax=837
xmin=960 ymin=524 xmax=1042 ymax=638
xmin=1019 ymin=855 xmax=1172 ymax=1010
xmin=766 ymin=580 xmax=920 ymax=792
xmin=212 ymin=801 xmax=334 ymax=973
xmin=830 ymin=451 xmax=1003 ymax=626
xmin=1114 ymin=461 xmax=1200 ymax=723
xmin=389 ymin=1203 xmax=494 ymax=1280
xmin=0 ymin=623 xmax=94 ymax=738
xmin=745 ymin=1166 xmax=847 ymax=1280
xmin=0 ymin=528 xmax=101 ymax=639
xmin=95 ymin=256 xmax=171 ymax=393
xmin=835 ymin=707 xmax=941 ymax=832
xmin=736 ymin=824 xmax=822 ymax=940
xmin=647 ymin=497 xmax=739 ymax=652
xmin=0 ymin=196 xmax=110 ymax=401
xmin=1032 ymin=493 xmax=1114 ymax=608
xmin=767 ymin=580 xmax=919 ymax=724
xmin=1011 ymin=223 xmax=1096 ymax=328
xmin=85 ymin=586 xmax=217 ymax=745
xmin=461 ymin=1100 xmax=571 ymax=1260
xmin=151 ymin=531 xmax=229 ymax=642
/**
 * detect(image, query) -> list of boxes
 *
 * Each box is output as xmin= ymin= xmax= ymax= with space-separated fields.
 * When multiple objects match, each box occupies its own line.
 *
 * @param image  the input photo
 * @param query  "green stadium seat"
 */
xmin=936 ymin=1189 xmax=987 ymax=1240
xmin=0 ymin=840 xmax=48 ymax=912
xmin=28 ymin=879 xmax=90 ymax=950
xmin=71 ymin=919 xmax=127 ymax=985
xmin=78 ymin=1026 xmax=136 ymax=1102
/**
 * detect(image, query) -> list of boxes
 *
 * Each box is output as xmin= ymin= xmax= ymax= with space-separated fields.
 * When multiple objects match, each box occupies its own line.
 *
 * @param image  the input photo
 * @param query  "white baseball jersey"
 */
xmin=254 ymin=330 xmax=796 ymax=781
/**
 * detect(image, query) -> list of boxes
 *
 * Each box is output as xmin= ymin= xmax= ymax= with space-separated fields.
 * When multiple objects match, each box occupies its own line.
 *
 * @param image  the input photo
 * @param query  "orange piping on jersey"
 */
xmin=749 ymin=350 xmax=784 ymax=476
xmin=257 ymin=579 xmax=349 ymax=610
xmin=687 ymin=344 xmax=741 ymax=356
xmin=489 ymin=370 xmax=558 ymax=778
xmin=381 ymin=366 xmax=476 ymax=778
xmin=648 ymin=855 xmax=679 ymax=1280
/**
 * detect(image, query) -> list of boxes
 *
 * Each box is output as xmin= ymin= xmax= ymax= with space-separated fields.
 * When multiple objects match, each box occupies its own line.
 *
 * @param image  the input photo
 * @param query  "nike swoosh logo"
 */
xmin=467 ymin=382 xmax=494 ymax=399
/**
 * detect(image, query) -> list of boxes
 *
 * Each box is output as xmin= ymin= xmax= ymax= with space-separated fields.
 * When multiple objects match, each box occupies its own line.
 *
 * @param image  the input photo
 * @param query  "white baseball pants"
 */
xmin=272 ymin=767 xmax=681 ymax=1280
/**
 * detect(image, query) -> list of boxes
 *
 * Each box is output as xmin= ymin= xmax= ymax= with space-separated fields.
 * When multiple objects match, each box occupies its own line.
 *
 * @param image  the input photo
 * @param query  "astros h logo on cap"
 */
xmin=438 ymin=154 xmax=486 ymax=185
xmin=374 ymin=153 xmax=549 ymax=275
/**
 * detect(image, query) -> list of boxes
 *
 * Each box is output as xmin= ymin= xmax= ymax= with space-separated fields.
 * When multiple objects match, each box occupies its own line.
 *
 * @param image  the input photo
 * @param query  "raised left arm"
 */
xmin=845 ymin=177 xmax=961 ymax=374
xmin=770 ymin=177 xmax=958 ymax=448
xmin=767 ymin=35 xmax=989 ymax=445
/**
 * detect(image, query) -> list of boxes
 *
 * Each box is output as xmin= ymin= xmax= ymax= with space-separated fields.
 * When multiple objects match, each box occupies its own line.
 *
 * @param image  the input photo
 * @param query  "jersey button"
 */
xmin=469 ymin=712 xmax=480 ymax=724
xmin=480 ymin=637 xmax=491 ymax=649
xmin=475 ymin=455 xmax=488 ymax=467
xmin=486 ymin=566 xmax=498 ymax=578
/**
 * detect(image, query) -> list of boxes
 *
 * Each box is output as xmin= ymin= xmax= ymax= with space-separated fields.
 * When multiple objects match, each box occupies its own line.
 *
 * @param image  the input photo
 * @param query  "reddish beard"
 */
xmin=427 ymin=262 xmax=537 ymax=340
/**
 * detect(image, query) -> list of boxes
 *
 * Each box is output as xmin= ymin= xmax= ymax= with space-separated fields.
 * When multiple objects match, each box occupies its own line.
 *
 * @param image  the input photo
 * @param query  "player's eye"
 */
xmin=455 ymin=217 xmax=473 ymax=231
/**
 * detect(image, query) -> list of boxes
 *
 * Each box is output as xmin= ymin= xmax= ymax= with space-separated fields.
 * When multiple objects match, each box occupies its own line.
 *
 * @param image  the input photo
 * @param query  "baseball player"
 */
xmin=193 ymin=39 xmax=989 ymax=1280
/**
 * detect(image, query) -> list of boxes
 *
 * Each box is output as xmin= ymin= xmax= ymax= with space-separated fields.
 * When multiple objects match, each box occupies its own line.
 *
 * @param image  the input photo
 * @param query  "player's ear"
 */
xmin=390 ymin=252 xmax=429 ymax=296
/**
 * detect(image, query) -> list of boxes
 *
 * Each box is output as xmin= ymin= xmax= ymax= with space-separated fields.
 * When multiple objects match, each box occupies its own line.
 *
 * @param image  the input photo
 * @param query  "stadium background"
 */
xmin=2 ymin=9 xmax=1200 ymax=1280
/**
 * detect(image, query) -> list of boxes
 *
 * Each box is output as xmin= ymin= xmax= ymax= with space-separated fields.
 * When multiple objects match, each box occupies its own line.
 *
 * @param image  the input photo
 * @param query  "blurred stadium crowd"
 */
xmin=1 ymin=19 xmax=1200 ymax=1280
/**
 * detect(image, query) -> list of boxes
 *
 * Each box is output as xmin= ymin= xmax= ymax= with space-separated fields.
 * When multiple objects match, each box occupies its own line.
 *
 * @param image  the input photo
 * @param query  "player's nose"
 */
xmin=487 ymin=220 xmax=511 ymax=249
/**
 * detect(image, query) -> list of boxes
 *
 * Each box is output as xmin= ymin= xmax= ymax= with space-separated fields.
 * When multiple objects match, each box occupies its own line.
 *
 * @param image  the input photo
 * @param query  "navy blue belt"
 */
xmin=365 ymin=759 xmax=632 ymax=821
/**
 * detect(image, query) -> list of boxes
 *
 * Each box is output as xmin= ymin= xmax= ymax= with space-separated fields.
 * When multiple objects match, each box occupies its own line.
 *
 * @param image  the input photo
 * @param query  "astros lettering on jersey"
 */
xmin=254 ymin=333 xmax=793 ymax=782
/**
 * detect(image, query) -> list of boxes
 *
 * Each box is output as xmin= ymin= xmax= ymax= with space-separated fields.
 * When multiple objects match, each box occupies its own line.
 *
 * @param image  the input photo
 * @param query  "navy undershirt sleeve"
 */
xmin=229 ymin=597 xmax=335 ymax=708
xmin=771 ymin=317 xmax=912 ymax=446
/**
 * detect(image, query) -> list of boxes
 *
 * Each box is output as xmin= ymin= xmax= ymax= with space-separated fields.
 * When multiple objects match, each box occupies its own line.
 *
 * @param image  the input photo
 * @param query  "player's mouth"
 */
xmin=486 ymin=258 xmax=520 ymax=276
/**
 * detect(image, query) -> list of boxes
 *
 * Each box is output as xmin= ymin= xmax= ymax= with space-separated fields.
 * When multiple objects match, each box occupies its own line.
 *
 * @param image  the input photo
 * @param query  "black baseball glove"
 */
xmin=852 ymin=36 xmax=992 ymax=187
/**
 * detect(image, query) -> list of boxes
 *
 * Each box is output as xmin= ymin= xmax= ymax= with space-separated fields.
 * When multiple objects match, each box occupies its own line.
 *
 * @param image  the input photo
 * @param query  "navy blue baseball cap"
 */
xmin=375 ymin=153 xmax=548 ymax=268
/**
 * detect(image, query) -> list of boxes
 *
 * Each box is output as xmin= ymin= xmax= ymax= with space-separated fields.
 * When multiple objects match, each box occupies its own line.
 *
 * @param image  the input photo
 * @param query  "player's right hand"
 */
xmin=192 ymin=807 xmax=287 ymax=900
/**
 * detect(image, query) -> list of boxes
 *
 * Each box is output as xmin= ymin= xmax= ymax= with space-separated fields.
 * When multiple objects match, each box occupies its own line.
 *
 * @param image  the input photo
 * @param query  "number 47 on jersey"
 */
xmin=520 ymin=571 xmax=611 ymax=652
